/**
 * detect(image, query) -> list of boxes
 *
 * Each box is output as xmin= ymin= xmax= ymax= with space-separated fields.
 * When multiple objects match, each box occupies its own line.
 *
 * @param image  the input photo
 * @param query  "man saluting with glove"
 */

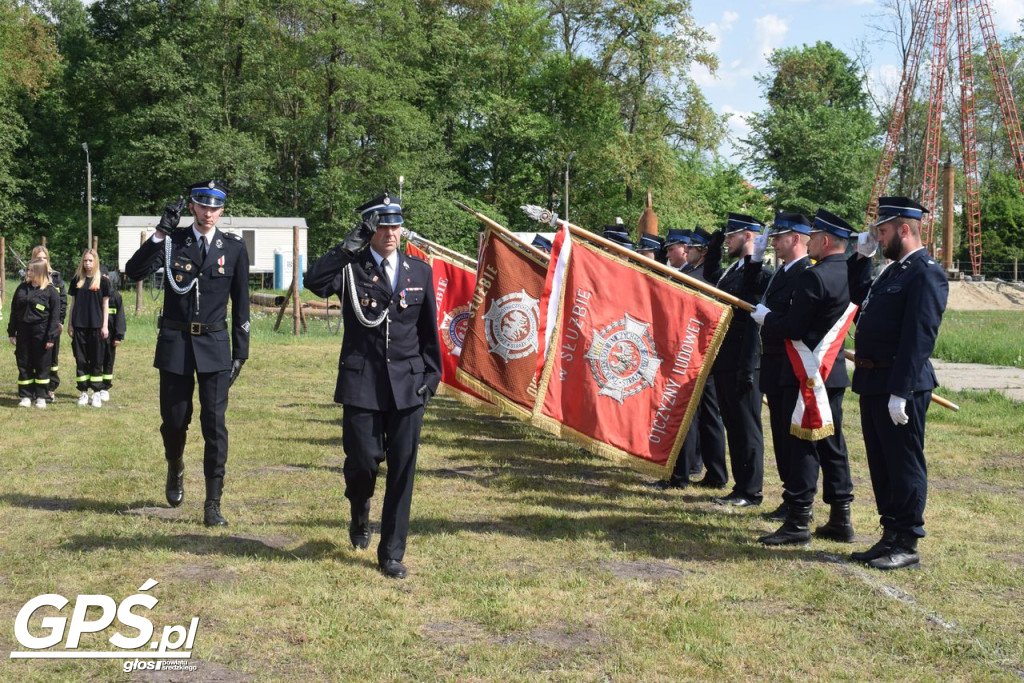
xmin=306 ymin=194 xmax=441 ymax=580
xmin=126 ymin=180 xmax=250 ymax=527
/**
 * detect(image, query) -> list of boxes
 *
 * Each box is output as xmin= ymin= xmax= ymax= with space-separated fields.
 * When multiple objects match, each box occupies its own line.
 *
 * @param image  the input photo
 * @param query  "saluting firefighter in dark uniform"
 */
xmin=306 ymin=194 xmax=442 ymax=580
xmin=848 ymin=197 xmax=948 ymax=570
xmin=752 ymin=209 xmax=860 ymax=545
xmin=705 ymin=214 xmax=771 ymax=507
xmin=125 ymin=180 xmax=250 ymax=527
xmin=742 ymin=212 xmax=813 ymax=522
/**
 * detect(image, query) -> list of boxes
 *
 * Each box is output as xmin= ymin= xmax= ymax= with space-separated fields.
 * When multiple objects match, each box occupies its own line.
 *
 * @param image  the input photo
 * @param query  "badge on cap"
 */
xmin=208 ymin=181 xmax=216 ymax=189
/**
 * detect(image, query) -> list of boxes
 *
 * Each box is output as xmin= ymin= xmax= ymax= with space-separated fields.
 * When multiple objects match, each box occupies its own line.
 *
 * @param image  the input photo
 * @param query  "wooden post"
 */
xmin=135 ymin=231 xmax=146 ymax=315
xmin=92 ymin=235 xmax=98 ymax=253
xmin=40 ymin=235 xmax=47 ymax=247
xmin=942 ymin=156 xmax=955 ymax=272
xmin=293 ymin=225 xmax=300 ymax=335
xmin=1014 ymin=255 xmax=1019 ymax=282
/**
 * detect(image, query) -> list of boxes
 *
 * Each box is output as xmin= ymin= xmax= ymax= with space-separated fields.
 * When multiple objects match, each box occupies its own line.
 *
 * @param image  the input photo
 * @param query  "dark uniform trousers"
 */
xmin=306 ymin=243 xmax=442 ymax=566
xmin=672 ymin=261 xmax=726 ymax=483
xmin=850 ymin=249 xmax=946 ymax=539
xmin=72 ymin=327 xmax=105 ymax=392
xmin=159 ymin=358 xmax=231 ymax=479
xmin=50 ymin=271 xmax=67 ymax=393
xmin=707 ymin=255 xmax=770 ymax=501
xmin=760 ymin=254 xmax=856 ymax=507
xmin=126 ymin=227 xmax=250 ymax=482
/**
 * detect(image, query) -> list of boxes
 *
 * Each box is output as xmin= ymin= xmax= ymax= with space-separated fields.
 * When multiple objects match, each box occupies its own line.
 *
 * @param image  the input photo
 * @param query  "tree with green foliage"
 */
xmin=743 ymin=41 xmax=878 ymax=221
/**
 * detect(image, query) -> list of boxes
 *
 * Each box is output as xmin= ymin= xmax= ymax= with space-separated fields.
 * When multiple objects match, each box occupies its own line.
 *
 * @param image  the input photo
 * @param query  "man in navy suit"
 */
xmin=848 ymin=196 xmax=948 ymax=570
xmin=306 ymin=194 xmax=442 ymax=579
xmin=126 ymin=180 xmax=250 ymax=527
xmin=742 ymin=212 xmax=813 ymax=523
xmin=705 ymin=213 xmax=771 ymax=507
xmin=753 ymin=209 xmax=860 ymax=545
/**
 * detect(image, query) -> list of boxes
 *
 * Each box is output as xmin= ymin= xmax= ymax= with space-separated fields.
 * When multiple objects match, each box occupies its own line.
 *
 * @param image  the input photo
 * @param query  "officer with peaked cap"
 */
xmin=306 ymin=193 xmax=442 ymax=580
xmin=740 ymin=211 xmax=812 ymax=522
xmin=847 ymin=196 xmax=947 ymax=570
xmin=663 ymin=229 xmax=691 ymax=270
xmin=635 ymin=234 xmax=665 ymax=264
xmin=649 ymin=226 xmax=725 ymax=489
xmin=602 ymin=226 xmax=635 ymax=251
xmin=703 ymin=213 xmax=771 ymax=506
xmin=752 ymin=209 xmax=858 ymax=545
xmin=125 ymin=180 xmax=250 ymax=527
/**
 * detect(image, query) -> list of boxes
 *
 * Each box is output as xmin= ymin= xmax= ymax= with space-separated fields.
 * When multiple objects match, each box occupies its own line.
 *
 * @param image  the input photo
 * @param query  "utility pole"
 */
xmin=82 ymin=143 xmax=92 ymax=248
xmin=564 ymin=151 xmax=575 ymax=222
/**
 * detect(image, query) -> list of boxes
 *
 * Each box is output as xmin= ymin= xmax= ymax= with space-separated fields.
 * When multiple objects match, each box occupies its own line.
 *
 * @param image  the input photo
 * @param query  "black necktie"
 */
xmin=199 ymin=236 xmax=208 ymax=262
xmin=381 ymin=258 xmax=392 ymax=292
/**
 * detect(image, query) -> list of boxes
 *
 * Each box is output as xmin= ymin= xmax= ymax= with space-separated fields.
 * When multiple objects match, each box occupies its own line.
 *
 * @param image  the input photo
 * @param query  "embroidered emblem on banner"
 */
xmin=585 ymin=314 xmax=662 ymax=404
xmin=440 ymin=304 xmax=472 ymax=354
xmin=483 ymin=290 xmax=540 ymax=362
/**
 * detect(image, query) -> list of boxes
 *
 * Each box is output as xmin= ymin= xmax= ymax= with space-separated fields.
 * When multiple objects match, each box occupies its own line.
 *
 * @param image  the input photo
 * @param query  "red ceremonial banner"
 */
xmin=429 ymin=252 xmax=495 ymax=411
xmin=456 ymin=228 xmax=548 ymax=419
xmin=532 ymin=236 xmax=733 ymax=478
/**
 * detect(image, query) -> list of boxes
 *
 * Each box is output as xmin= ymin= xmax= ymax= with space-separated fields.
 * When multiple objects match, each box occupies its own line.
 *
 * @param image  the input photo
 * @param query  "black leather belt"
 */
xmin=854 ymin=357 xmax=893 ymax=369
xmin=160 ymin=317 xmax=226 ymax=335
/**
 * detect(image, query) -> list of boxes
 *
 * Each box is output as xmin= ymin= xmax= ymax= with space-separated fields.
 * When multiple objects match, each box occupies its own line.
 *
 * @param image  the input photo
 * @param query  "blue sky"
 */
xmin=689 ymin=0 xmax=1024 ymax=163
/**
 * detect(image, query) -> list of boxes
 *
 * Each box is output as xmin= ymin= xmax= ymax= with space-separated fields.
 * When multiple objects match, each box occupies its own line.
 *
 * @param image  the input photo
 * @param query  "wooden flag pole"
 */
xmin=453 ymin=201 xmax=549 ymax=261
xmin=405 ymin=230 xmax=478 ymax=268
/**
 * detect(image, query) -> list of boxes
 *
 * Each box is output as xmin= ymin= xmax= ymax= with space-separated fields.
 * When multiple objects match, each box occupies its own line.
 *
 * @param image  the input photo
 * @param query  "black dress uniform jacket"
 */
xmin=850 ymin=250 xmax=947 ymax=397
xmin=743 ymin=256 xmax=810 ymax=391
xmin=306 ymin=245 xmax=442 ymax=406
xmin=705 ymin=255 xmax=770 ymax=376
xmin=125 ymin=228 xmax=250 ymax=374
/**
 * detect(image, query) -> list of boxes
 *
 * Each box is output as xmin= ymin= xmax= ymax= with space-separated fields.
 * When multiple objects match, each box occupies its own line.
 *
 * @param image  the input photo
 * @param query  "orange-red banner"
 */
xmin=532 ymin=236 xmax=732 ymax=478
xmin=429 ymin=252 xmax=495 ymax=410
xmin=456 ymin=228 xmax=548 ymax=419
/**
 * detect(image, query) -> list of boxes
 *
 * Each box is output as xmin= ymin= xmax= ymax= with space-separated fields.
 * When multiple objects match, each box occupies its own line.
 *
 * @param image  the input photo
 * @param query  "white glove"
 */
xmin=857 ymin=232 xmax=878 ymax=258
xmin=752 ymin=234 xmax=769 ymax=262
xmin=751 ymin=303 xmax=770 ymax=325
xmin=888 ymin=394 xmax=908 ymax=426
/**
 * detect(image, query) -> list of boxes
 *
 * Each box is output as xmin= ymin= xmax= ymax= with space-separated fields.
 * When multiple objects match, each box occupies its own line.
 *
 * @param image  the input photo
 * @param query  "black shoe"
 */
xmin=869 ymin=533 xmax=920 ymax=570
xmin=693 ymin=477 xmax=728 ymax=489
xmin=165 ymin=458 xmax=185 ymax=508
xmin=758 ymin=505 xmax=813 ymax=545
xmin=203 ymin=477 xmax=228 ymax=527
xmin=647 ymin=477 xmax=689 ymax=490
xmin=764 ymin=501 xmax=789 ymax=522
xmin=349 ymin=522 xmax=371 ymax=550
xmin=713 ymin=494 xmax=761 ymax=508
xmin=814 ymin=502 xmax=855 ymax=543
xmin=851 ymin=528 xmax=898 ymax=563
xmin=379 ymin=559 xmax=407 ymax=579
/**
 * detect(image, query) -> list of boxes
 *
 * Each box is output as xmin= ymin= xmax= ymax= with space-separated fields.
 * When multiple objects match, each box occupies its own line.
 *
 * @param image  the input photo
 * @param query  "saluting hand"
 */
xmin=752 ymin=234 xmax=769 ymax=263
xmin=856 ymin=232 xmax=877 ymax=259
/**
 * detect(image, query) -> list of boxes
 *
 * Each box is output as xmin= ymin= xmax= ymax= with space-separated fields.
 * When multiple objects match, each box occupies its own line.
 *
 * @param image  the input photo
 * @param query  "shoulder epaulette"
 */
xmin=224 ymin=232 xmax=242 ymax=241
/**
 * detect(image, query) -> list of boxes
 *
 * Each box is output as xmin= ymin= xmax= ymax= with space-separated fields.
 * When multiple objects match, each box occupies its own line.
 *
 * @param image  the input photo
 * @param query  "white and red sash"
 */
xmin=784 ymin=302 xmax=857 ymax=440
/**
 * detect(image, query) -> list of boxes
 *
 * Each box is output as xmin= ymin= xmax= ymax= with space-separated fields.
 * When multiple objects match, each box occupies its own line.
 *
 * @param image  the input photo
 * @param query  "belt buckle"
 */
xmin=190 ymin=322 xmax=202 ymax=336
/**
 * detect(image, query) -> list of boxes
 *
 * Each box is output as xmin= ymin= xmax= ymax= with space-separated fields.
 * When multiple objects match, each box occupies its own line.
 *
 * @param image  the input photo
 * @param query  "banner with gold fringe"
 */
xmin=531 ymin=231 xmax=732 ymax=478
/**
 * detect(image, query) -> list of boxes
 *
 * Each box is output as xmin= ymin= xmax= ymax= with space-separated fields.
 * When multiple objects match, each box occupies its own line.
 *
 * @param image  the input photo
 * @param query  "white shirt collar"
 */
xmin=193 ymin=226 xmax=215 ymax=245
xmin=783 ymin=254 xmax=808 ymax=271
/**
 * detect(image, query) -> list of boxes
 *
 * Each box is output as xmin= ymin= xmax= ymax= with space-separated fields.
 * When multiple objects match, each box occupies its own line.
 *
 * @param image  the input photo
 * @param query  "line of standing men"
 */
xmin=654 ymin=197 xmax=947 ymax=570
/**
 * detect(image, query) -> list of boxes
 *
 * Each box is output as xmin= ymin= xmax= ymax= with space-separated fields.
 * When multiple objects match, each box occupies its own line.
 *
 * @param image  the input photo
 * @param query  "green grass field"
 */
xmin=1 ymin=284 xmax=1022 ymax=680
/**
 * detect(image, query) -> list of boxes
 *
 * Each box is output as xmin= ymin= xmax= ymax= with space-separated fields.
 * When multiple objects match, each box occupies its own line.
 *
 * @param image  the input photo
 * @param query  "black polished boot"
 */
xmin=869 ymin=532 xmax=920 ymax=570
xmin=349 ymin=500 xmax=371 ymax=550
xmin=203 ymin=477 xmax=228 ymax=527
xmin=758 ymin=504 xmax=812 ymax=545
xmin=165 ymin=458 xmax=185 ymax=508
xmin=764 ymin=501 xmax=789 ymax=522
xmin=851 ymin=528 xmax=898 ymax=563
xmin=814 ymin=502 xmax=855 ymax=543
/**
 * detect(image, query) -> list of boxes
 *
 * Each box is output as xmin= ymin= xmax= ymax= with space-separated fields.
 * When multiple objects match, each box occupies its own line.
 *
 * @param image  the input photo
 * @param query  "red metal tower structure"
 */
xmin=866 ymin=0 xmax=1024 ymax=275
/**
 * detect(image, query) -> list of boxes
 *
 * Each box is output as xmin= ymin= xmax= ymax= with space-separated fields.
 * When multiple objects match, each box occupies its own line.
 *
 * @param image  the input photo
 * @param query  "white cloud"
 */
xmin=990 ymin=0 xmax=1024 ymax=33
xmin=691 ymin=11 xmax=743 ymax=87
xmin=754 ymin=14 xmax=789 ymax=60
